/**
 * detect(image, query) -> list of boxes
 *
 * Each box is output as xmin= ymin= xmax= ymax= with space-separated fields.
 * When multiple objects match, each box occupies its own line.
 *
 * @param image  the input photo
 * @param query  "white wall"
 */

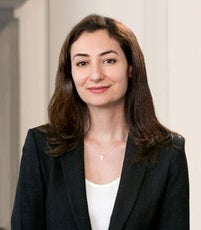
xmin=168 ymin=0 xmax=201 ymax=229
xmin=14 ymin=0 xmax=48 ymax=152
xmin=14 ymin=0 xmax=201 ymax=229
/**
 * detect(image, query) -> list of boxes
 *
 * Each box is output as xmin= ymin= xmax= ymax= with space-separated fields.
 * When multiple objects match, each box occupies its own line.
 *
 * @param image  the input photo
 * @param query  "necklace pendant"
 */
xmin=100 ymin=155 xmax=104 ymax=160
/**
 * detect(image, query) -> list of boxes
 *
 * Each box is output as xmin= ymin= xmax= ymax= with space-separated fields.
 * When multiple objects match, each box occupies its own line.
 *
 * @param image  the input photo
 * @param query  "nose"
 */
xmin=89 ymin=63 xmax=104 ymax=81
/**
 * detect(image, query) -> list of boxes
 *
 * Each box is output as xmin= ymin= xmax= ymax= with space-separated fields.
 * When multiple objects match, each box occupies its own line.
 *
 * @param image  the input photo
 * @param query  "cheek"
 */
xmin=121 ymin=79 xmax=128 ymax=94
xmin=71 ymin=75 xmax=79 ymax=87
xmin=71 ymin=69 xmax=88 ymax=87
xmin=116 ymin=68 xmax=129 ymax=84
xmin=117 ymin=72 xmax=129 ymax=93
xmin=71 ymin=75 xmax=82 ymax=89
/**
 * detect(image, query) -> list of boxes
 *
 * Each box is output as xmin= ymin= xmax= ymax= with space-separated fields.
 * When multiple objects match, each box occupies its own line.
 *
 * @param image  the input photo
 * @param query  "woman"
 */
xmin=11 ymin=14 xmax=189 ymax=230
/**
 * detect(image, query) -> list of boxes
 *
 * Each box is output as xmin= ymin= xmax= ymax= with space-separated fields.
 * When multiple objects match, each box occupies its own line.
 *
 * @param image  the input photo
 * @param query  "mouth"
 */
xmin=87 ymin=85 xmax=111 ymax=94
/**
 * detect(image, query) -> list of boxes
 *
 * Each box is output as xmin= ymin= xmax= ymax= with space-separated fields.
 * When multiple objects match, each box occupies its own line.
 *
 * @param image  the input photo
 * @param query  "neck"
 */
xmin=85 ymin=105 xmax=128 ymax=143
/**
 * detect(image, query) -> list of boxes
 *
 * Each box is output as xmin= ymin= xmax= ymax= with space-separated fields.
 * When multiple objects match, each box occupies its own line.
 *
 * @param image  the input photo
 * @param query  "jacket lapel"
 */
xmin=60 ymin=142 xmax=91 ymax=230
xmin=60 ymin=137 xmax=147 ymax=230
xmin=109 ymin=136 xmax=148 ymax=230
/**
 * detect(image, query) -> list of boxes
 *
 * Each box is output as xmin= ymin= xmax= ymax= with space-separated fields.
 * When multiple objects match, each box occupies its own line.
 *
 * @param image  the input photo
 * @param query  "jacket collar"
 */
xmin=61 ymin=136 xmax=147 ymax=230
xmin=109 ymin=136 xmax=148 ymax=230
xmin=60 ymin=142 xmax=91 ymax=230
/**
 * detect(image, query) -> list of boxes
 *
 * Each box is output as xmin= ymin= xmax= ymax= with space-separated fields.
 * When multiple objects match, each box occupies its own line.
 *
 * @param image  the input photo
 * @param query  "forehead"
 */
xmin=70 ymin=30 xmax=122 ymax=55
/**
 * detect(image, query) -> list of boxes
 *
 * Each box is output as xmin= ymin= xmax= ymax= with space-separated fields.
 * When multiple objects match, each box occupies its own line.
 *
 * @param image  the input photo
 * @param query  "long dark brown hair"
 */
xmin=42 ymin=14 xmax=173 ymax=159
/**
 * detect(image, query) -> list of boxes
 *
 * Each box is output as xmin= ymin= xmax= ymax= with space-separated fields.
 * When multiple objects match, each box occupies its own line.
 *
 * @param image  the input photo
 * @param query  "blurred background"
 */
xmin=0 ymin=0 xmax=201 ymax=229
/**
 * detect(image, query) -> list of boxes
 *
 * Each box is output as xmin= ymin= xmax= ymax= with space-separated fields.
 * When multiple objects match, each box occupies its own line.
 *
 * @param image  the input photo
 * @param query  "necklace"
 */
xmin=99 ymin=154 xmax=105 ymax=161
xmin=85 ymin=134 xmax=128 ymax=161
xmin=93 ymin=151 xmax=114 ymax=161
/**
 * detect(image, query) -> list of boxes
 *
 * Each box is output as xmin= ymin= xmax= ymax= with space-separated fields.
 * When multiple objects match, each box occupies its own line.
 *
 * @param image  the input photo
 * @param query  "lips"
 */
xmin=87 ymin=85 xmax=111 ymax=94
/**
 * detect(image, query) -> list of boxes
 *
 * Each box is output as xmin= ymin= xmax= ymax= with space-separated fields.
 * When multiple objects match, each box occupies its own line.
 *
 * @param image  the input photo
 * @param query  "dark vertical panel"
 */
xmin=0 ymin=19 xmax=19 ymax=230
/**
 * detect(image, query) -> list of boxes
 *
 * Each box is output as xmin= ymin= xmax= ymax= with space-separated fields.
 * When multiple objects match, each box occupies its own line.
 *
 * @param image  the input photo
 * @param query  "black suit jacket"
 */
xmin=11 ymin=128 xmax=189 ymax=230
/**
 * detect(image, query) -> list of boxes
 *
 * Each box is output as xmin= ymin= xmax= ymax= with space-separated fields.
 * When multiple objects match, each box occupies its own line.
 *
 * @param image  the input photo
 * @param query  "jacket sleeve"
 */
xmin=11 ymin=129 xmax=46 ymax=230
xmin=158 ymin=136 xmax=189 ymax=230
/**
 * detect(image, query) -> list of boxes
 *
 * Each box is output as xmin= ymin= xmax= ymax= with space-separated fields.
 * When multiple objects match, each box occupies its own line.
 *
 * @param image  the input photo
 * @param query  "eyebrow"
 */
xmin=72 ymin=50 xmax=119 ymax=60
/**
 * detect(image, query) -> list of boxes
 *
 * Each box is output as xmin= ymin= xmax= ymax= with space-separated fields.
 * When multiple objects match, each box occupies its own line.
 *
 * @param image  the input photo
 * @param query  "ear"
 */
xmin=128 ymin=66 xmax=132 ymax=78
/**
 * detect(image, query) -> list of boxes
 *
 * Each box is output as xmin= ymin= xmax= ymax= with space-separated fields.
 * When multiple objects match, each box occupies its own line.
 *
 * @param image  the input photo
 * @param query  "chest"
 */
xmin=84 ymin=139 xmax=126 ymax=184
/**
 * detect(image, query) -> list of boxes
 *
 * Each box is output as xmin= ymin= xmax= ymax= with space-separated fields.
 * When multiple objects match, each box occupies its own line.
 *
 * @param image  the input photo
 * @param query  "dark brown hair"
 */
xmin=42 ymin=14 xmax=172 ymax=159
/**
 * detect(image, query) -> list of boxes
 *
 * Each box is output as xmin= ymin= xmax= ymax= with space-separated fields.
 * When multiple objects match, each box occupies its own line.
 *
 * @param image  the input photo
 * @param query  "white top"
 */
xmin=85 ymin=178 xmax=120 ymax=230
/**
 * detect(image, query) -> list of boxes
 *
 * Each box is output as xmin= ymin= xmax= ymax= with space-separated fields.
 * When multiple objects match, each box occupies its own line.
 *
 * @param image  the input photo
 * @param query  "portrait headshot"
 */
xmin=0 ymin=0 xmax=200 ymax=230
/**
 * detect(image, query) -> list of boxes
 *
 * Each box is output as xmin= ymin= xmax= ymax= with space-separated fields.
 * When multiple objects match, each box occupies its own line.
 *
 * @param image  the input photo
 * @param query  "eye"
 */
xmin=103 ymin=58 xmax=116 ymax=64
xmin=76 ymin=61 xmax=88 ymax=67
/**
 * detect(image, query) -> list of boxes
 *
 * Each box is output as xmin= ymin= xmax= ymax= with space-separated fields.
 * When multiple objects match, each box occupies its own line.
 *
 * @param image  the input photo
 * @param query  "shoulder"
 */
xmin=22 ymin=125 xmax=50 ymax=162
xmin=20 ymin=126 xmax=54 ymax=186
xmin=169 ymin=133 xmax=185 ymax=151
xmin=157 ymin=133 xmax=187 ymax=172
xmin=24 ymin=125 xmax=48 ymax=147
xmin=26 ymin=124 xmax=48 ymax=140
xmin=145 ymin=133 xmax=189 ymax=189
xmin=162 ymin=133 xmax=185 ymax=159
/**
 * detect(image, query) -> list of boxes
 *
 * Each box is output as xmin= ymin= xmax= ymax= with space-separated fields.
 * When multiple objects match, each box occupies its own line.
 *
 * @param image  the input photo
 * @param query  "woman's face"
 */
xmin=70 ymin=30 xmax=131 ymax=109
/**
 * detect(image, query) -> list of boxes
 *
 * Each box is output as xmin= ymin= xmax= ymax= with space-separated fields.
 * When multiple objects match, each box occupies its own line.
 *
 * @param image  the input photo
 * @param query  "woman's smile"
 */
xmin=87 ymin=85 xmax=111 ymax=94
